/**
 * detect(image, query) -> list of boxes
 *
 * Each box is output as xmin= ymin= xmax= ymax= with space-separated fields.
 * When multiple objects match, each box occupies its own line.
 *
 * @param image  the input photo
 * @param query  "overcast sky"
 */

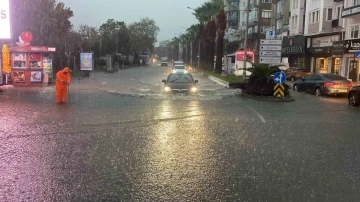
xmin=59 ymin=0 xmax=207 ymax=46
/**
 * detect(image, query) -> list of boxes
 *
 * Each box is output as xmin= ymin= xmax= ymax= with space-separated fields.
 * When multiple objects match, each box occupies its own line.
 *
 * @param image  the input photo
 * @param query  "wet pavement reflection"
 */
xmin=1 ymin=65 xmax=360 ymax=201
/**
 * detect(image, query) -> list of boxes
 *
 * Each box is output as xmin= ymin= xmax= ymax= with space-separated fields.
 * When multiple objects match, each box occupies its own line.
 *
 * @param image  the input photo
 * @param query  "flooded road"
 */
xmin=1 ymin=65 xmax=360 ymax=201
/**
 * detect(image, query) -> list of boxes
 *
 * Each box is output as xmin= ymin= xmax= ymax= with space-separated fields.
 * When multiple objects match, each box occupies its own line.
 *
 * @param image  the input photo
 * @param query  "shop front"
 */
xmin=281 ymin=36 xmax=310 ymax=69
xmin=343 ymin=39 xmax=360 ymax=82
xmin=307 ymin=35 xmax=341 ymax=74
xmin=9 ymin=45 xmax=55 ymax=86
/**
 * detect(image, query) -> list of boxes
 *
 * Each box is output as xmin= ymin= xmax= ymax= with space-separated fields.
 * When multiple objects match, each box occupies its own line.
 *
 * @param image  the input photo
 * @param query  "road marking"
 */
xmin=248 ymin=107 xmax=266 ymax=123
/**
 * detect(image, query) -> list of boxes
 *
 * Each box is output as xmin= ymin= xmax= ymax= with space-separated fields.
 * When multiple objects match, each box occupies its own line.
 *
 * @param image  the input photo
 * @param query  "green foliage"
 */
xmin=248 ymin=64 xmax=281 ymax=85
xmin=128 ymin=18 xmax=160 ymax=53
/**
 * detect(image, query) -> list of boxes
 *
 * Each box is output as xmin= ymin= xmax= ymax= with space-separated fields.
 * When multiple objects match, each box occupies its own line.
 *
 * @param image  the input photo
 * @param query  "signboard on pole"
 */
xmin=80 ymin=52 xmax=94 ymax=71
xmin=0 ymin=0 xmax=11 ymax=39
xmin=259 ymin=39 xmax=282 ymax=65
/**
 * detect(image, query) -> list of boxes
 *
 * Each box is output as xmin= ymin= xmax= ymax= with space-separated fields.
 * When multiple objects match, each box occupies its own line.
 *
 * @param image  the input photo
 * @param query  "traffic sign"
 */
xmin=260 ymin=45 xmax=282 ymax=51
xmin=355 ymin=51 xmax=360 ymax=58
xmin=260 ymin=39 xmax=282 ymax=45
xmin=273 ymin=84 xmax=285 ymax=98
xmin=260 ymin=57 xmax=281 ymax=64
xmin=260 ymin=51 xmax=281 ymax=57
xmin=273 ymin=72 xmax=286 ymax=84
xmin=266 ymin=30 xmax=274 ymax=39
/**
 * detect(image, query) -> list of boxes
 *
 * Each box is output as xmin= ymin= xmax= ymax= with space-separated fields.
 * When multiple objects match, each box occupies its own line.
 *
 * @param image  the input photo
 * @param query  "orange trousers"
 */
xmin=56 ymin=87 xmax=68 ymax=103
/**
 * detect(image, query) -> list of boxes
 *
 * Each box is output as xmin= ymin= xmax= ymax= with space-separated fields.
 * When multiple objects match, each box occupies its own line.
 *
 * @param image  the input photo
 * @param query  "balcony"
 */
xmin=333 ymin=0 xmax=342 ymax=2
xmin=275 ymin=12 xmax=283 ymax=20
xmin=332 ymin=19 xmax=340 ymax=28
xmin=248 ymin=18 xmax=259 ymax=26
xmin=249 ymin=0 xmax=259 ymax=9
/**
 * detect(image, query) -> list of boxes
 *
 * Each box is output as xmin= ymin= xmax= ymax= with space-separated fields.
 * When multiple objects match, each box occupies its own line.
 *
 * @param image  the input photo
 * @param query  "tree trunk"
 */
xmin=209 ymin=41 xmax=215 ymax=72
xmin=215 ymin=33 xmax=224 ymax=74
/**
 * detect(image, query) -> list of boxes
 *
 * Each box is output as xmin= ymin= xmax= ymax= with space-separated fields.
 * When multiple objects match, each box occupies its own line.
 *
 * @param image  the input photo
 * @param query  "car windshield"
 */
xmin=174 ymin=65 xmax=185 ymax=70
xmin=323 ymin=74 xmax=347 ymax=80
xmin=167 ymin=74 xmax=194 ymax=83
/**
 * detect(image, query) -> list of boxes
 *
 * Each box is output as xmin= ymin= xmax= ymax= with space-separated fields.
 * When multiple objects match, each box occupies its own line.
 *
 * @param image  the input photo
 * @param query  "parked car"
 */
xmin=348 ymin=85 xmax=360 ymax=107
xmin=293 ymin=73 xmax=353 ymax=96
xmin=162 ymin=73 xmax=198 ymax=94
xmin=285 ymin=67 xmax=311 ymax=82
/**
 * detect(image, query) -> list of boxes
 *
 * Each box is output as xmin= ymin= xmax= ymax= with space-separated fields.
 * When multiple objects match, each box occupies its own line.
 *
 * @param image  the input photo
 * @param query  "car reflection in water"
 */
xmin=162 ymin=73 xmax=198 ymax=95
xmin=293 ymin=73 xmax=353 ymax=96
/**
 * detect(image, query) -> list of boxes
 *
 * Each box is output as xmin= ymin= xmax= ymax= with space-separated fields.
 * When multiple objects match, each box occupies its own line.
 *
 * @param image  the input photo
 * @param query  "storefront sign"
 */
xmin=80 ymin=52 xmax=94 ymax=71
xmin=332 ymin=41 xmax=344 ymax=57
xmin=309 ymin=47 xmax=331 ymax=54
xmin=344 ymin=39 xmax=360 ymax=52
xmin=30 ymin=71 xmax=42 ymax=82
xmin=43 ymin=57 xmax=53 ymax=74
xmin=312 ymin=35 xmax=340 ymax=47
xmin=282 ymin=36 xmax=306 ymax=54
xmin=342 ymin=5 xmax=360 ymax=18
xmin=0 ymin=0 xmax=10 ymax=39
xmin=13 ymin=71 xmax=25 ymax=82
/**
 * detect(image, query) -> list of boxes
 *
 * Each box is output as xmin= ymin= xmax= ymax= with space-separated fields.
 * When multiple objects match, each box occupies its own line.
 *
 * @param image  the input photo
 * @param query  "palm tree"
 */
xmin=215 ymin=8 xmax=227 ymax=74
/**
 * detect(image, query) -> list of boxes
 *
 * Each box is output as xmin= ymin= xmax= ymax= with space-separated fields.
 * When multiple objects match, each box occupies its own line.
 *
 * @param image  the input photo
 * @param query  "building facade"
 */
xmin=304 ymin=0 xmax=344 ymax=75
xmin=247 ymin=0 xmax=273 ymax=63
xmin=224 ymin=0 xmax=241 ymax=42
xmin=342 ymin=0 xmax=360 ymax=82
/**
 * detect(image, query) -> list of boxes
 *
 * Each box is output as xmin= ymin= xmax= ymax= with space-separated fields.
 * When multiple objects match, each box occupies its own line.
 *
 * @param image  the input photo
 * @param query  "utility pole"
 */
xmin=243 ymin=0 xmax=250 ymax=79
xmin=190 ymin=42 xmax=193 ymax=66
xmin=198 ymin=40 xmax=200 ymax=68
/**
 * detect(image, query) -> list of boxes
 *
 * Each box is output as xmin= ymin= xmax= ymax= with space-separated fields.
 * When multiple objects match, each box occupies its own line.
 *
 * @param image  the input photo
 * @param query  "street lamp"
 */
xmin=243 ymin=0 xmax=250 ymax=79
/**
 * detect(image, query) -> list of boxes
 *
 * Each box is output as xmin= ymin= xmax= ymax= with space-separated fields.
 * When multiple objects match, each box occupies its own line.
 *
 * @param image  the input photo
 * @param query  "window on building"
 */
xmin=327 ymin=8 xmax=333 ymax=21
xmin=262 ymin=10 xmax=271 ymax=18
xmin=350 ymin=24 xmax=360 ymax=39
xmin=276 ymin=19 xmax=283 ymax=29
xmin=354 ymin=0 xmax=360 ymax=6
xmin=230 ymin=11 xmax=239 ymax=20
xmin=260 ymin=26 xmax=269 ymax=33
xmin=335 ymin=7 xmax=342 ymax=19
xmin=262 ymin=0 xmax=272 ymax=3
xmin=230 ymin=1 xmax=239 ymax=8
xmin=277 ymin=1 xmax=282 ymax=14
xmin=310 ymin=11 xmax=320 ymax=24
xmin=292 ymin=15 xmax=298 ymax=28
xmin=292 ymin=0 xmax=298 ymax=9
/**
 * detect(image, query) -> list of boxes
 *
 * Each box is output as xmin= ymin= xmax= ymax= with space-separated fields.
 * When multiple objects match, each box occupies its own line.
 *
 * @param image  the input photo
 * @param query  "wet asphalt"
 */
xmin=1 ymin=64 xmax=360 ymax=202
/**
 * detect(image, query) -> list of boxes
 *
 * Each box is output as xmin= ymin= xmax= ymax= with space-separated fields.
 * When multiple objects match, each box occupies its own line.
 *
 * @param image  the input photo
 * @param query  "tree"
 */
xmin=128 ymin=18 xmax=160 ymax=53
xmin=215 ymin=8 xmax=227 ymax=74
xmin=99 ymin=19 xmax=130 ymax=55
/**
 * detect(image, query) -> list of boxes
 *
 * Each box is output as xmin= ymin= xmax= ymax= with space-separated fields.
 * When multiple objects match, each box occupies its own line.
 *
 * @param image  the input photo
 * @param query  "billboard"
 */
xmin=0 ymin=0 xmax=10 ymax=39
xmin=80 ymin=52 xmax=94 ymax=71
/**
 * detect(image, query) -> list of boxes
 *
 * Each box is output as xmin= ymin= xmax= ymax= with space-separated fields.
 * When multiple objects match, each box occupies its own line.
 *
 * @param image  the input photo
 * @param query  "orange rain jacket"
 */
xmin=56 ymin=67 xmax=71 ymax=89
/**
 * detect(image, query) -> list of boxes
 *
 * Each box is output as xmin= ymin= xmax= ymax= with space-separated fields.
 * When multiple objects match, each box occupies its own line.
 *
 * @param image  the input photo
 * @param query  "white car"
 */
xmin=172 ymin=65 xmax=187 ymax=73
xmin=173 ymin=61 xmax=184 ymax=67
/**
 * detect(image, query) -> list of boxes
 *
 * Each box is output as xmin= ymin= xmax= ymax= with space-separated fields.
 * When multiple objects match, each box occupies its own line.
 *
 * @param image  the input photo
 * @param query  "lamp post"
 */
xmin=187 ymin=7 xmax=201 ymax=68
xmin=243 ymin=0 xmax=250 ymax=79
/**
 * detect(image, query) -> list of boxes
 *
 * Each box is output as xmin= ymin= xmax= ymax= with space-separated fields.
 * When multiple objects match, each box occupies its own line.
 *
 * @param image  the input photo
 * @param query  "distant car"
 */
xmin=161 ymin=61 xmax=168 ymax=66
xmin=285 ymin=68 xmax=311 ymax=82
xmin=172 ymin=65 xmax=187 ymax=73
xmin=173 ymin=61 xmax=184 ymax=67
xmin=293 ymin=73 xmax=353 ymax=96
xmin=348 ymin=85 xmax=360 ymax=107
xmin=162 ymin=73 xmax=198 ymax=94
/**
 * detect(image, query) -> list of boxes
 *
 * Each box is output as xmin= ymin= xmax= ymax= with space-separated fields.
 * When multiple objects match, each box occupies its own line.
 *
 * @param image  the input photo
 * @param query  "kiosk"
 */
xmin=9 ymin=45 xmax=56 ymax=86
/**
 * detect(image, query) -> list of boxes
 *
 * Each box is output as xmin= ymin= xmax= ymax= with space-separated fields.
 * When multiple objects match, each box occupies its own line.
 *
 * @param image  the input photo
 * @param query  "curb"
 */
xmin=208 ymin=75 xmax=230 ymax=88
xmin=239 ymin=92 xmax=295 ymax=102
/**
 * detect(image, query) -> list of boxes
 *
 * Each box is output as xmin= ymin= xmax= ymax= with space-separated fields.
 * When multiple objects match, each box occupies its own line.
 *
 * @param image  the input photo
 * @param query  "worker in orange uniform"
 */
xmin=55 ymin=67 xmax=71 ymax=103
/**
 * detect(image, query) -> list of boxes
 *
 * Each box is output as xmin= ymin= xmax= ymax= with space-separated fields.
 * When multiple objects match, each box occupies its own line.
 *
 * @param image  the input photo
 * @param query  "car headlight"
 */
xmin=164 ymin=87 xmax=171 ymax=92
xmin=184 ymin=70 xmax=188 ymax=73
xmin=191 ymin=87 xmax=197 ymax=92
xmin=173 ymin=70 xmax=177 ymax=73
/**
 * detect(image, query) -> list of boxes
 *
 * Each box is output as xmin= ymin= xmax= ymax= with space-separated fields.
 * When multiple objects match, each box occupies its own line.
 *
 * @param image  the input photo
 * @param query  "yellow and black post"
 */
xmin=273 ymin=84 xmax=285 ymax=98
